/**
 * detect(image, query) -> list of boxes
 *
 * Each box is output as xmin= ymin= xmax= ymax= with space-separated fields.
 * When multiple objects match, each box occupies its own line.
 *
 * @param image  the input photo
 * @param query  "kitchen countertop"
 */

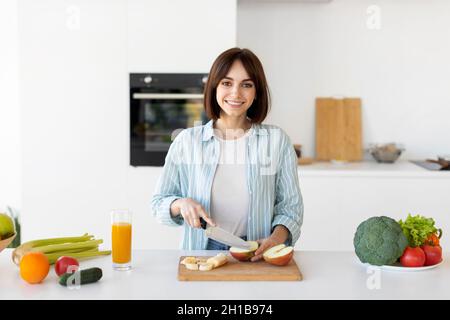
xmin=298 ymin=160 xmax=450 ymax=178
xmin=1 ymin=249 xmax=449 ymax=300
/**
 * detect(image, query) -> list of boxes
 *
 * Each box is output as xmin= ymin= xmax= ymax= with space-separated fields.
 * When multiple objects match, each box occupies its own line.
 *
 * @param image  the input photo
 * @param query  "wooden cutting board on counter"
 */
xmin=315 ymin=97 xmax=362 ymax=161
xmin=177 ymin=256 xmax=302 ymax=281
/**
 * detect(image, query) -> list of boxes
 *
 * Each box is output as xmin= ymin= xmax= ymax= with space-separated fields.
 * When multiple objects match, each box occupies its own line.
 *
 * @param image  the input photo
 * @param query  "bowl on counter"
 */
xmin=0 ymin=233 xmax=16 ymax=253
xmin=367 ymin=143 xmax=404 ymax=163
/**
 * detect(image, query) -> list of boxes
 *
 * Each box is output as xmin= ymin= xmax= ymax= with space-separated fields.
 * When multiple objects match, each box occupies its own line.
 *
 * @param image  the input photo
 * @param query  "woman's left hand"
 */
xmin=250 ymin=237 xmax=282 ymax=262
xmin=250 ymin=225 xmax=289 ymax=262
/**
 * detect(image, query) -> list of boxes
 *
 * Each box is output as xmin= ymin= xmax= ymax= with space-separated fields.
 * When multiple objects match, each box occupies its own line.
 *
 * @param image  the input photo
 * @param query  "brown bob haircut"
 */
xmin=204 ymin=47 xmax=271 ymax=124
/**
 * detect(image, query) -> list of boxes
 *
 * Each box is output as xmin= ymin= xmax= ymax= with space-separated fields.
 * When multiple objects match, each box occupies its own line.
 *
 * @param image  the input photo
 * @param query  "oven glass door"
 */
xmin=131 ymin=91 xmax=207 ymax=166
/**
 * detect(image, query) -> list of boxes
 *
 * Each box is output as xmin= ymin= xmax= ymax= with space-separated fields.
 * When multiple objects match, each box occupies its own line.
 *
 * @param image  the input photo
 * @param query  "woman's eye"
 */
xmin=242 ymin=83 xmax=254 ymax=88
xmin=221 ymin=81 xmax=232 ymax=86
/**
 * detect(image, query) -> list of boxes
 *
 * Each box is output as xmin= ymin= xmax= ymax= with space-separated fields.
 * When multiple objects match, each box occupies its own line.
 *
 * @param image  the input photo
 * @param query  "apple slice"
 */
xmin=229 ymin=241 xmax=259 ymax=261
xmin=263 ymin=244 xmax=294 ymax=266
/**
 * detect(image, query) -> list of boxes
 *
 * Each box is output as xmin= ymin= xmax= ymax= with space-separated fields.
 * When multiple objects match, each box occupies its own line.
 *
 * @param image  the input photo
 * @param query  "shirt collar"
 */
xmin=201 ymin=119 xmax=268 ymax=141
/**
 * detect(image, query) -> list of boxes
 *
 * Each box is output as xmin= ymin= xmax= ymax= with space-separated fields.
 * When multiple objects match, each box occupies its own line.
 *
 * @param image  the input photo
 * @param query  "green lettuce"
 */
xmin=398 ymin=214 xmax=438 ymax=247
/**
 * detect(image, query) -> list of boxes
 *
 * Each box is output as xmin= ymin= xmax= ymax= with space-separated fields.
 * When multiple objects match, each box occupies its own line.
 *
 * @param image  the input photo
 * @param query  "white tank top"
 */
xmin=210 ymin=129 xmax=251 ymax=237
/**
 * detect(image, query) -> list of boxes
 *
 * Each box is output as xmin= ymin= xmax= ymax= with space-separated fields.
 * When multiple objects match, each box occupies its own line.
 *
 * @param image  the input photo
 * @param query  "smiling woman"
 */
xmin=151 ymin=48 xmax=304 ymax=260
xmin=204 ymin=48 xmax=270 ymax=127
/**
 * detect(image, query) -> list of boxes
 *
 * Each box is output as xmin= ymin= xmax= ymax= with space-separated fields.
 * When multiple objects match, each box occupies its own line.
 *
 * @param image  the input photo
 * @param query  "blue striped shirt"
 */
xmin=151 ymin=120 xmax=304 ymax=250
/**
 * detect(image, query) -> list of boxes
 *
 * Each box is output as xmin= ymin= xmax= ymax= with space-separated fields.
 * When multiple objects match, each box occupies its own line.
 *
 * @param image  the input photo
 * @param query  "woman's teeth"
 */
xmin=225 ymin=100 xmax=244 ymax=106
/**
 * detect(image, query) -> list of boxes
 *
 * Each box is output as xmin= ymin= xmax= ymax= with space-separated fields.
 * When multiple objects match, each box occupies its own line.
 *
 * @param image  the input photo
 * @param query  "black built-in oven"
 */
xmin=130 ymin=73 xmax=208 ymax=166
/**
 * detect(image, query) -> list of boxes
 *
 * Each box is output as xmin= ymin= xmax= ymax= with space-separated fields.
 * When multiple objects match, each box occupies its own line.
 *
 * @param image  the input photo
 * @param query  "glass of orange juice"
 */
xmin=111 ymin=209 xmax=132 ymax=271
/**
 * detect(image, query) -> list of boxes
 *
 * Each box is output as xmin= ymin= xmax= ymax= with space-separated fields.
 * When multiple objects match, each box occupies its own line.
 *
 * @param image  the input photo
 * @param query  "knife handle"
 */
xmin=199 ymin=217 xmax=207 ymax=229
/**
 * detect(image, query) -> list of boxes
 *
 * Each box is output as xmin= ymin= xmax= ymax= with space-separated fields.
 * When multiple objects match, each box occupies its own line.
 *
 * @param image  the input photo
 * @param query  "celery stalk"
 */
xmin=31 ymin=239 xmax=103 ymax=254
xmin=22 ymin=235 xmax=94 ymax=248
xmin=44 ymin=246 xmax=99 ymax=255
xmin=11 ymin=235 xmax=110 ymax=266
xmin=46 ymin=250 xmax=112 ymax=264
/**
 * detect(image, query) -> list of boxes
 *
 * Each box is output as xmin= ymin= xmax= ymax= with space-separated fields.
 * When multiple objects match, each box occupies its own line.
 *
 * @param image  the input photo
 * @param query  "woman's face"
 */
xmin=216 ymin=59 xmax=256 ymax=119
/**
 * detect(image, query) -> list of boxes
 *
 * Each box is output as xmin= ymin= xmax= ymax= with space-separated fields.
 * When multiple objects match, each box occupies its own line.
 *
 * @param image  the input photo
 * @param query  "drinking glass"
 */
xmin=111 ymin=209 xmax=132 ymax=271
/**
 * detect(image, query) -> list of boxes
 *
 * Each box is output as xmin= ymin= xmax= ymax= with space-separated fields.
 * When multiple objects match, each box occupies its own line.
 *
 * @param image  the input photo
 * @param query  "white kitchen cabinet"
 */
xmin=19 ymin=0 xmax=129 ymax=244
xmin=127 ymin=0 xmax=237 ymax=72
xmin=18 ymin=0 xmax=237 ymax=247
xmin=297 ymin=161 xmax=450 ymax=251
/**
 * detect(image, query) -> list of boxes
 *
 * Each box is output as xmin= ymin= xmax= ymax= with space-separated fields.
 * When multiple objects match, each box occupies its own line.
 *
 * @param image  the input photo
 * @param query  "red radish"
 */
xmin=55 ymin=256 xmax=79 ymax=276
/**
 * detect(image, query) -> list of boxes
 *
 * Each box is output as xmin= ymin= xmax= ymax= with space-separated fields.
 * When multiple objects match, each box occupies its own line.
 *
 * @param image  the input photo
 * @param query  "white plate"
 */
xmin=361 ymin=260 xmax=444 ymax=272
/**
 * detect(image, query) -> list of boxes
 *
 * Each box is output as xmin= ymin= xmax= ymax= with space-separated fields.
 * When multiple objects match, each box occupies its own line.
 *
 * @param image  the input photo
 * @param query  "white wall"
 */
xmin=19 ymin=0 xmax=237 ymax=249
xmin=0 ymin=0 xmax=21 ymax=212
xmin=237 ymin=0 xmax=450 ymax=160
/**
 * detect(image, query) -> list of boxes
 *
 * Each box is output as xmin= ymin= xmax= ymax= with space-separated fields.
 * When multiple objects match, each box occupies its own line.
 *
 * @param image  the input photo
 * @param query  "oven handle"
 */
xmin=132 ymin=93 xmax=204 ymax=100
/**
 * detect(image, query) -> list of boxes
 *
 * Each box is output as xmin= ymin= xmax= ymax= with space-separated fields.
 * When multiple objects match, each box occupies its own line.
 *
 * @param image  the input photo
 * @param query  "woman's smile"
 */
xmin=224 ymin=99 xmax=245 ymax=108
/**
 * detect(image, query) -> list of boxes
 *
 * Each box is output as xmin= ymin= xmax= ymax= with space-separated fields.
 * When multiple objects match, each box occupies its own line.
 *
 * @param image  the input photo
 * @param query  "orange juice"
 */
xmin=112 ymin=222 xmax=132 ymax=264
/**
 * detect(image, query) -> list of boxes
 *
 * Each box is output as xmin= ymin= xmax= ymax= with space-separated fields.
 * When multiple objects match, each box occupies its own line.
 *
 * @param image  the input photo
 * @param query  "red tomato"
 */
xmin=55 ymin=256 xmax=79 ymax=276
xmin=400 ymin=246 xmax=426 ymax=267
xmin=421 ymin=245 xmax=443 ymax=266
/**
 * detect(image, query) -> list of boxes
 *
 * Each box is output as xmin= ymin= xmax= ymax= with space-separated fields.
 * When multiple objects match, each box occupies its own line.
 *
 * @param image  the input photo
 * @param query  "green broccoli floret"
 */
xmin=354 ymin=216 xmax=408 ymax=266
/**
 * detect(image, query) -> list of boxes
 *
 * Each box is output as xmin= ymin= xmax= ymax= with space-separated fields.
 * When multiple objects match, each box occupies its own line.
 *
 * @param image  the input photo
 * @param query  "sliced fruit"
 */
xmin=207 ymin=253 xmax=228 ymax=268
xmin=229 ymin=241 xmax=259 ymax=261
xmin=198 ymin=262 xmax=214 ymax=271
xmin=262 ymin=244 xmax=294 ymax=266
xmin=185 ymin=263 xmax=199 ymax=271
xmin=181 ymin=254 xmax=228 ymax=271
xmin=180 ymin=257 xmax=197 ymax=265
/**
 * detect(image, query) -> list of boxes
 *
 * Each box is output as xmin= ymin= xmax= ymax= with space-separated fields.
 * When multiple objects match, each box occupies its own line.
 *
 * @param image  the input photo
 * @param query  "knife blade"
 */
xmin=200 ymin=218 xmax=252 ymax=249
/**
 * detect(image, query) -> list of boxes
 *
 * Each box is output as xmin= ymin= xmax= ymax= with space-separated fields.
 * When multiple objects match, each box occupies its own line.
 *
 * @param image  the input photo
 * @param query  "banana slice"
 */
xmin=181 ymin=254 xmax=228 ymax=271
xmin=181 ymin=257 xmax=197 ymax=265
xmin=198 ymin=262 xmax=214 ymax=271
xmin=207 ymin=253 xmax=228 ymax=268
xmin=185 ymin=263 xmax=199 ymax=271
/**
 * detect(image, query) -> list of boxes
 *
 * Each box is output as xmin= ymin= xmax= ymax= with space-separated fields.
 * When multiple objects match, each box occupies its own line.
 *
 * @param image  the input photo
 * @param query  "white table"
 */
xmin=1 ymin=249 xmax=449 ymax=300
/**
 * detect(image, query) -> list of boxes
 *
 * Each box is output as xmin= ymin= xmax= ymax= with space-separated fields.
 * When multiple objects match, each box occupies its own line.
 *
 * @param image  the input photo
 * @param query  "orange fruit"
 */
xmin=19 ymin=252 xmax=50 ymax=284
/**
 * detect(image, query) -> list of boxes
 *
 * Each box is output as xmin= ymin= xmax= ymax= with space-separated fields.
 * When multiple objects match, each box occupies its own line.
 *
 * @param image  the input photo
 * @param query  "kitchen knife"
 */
xmin=200 ymin=218 xmax=252 ymax=249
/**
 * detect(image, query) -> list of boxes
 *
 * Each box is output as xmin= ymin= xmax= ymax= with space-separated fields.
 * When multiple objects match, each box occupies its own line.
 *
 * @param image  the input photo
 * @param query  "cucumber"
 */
xmin=59 ymin=267 xmax=103 ymax=286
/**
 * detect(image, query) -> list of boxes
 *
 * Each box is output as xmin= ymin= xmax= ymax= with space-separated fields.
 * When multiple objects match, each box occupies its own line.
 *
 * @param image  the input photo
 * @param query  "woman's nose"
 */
xmin=230 ymin=84 xmax=241 ymax=95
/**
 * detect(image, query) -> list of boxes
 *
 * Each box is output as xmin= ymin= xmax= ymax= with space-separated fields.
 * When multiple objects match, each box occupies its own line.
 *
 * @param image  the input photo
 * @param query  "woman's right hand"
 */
xmin=171 ymin=198 xmax=216 ymax=229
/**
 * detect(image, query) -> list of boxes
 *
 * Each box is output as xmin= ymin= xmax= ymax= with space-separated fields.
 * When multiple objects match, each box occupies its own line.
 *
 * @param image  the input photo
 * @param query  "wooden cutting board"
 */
xmin=315 ymin=97 xmax=362 ymax=161
xmin=177 ymin=256 xmax=302 ymax=281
